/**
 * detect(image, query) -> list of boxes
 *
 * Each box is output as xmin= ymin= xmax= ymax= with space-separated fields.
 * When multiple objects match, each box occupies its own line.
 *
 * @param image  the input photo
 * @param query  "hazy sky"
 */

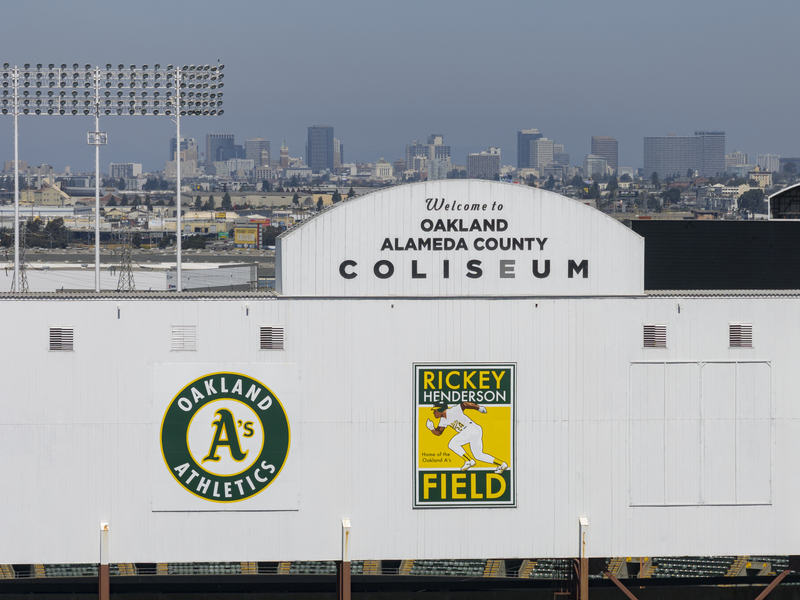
xmin=1 ymin=0 xmax=798 ymax=174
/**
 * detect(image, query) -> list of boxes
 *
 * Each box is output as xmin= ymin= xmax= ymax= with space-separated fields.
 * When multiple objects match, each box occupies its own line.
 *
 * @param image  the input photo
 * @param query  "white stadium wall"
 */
xmin=0 ymin=182 xmax=794 ymax=565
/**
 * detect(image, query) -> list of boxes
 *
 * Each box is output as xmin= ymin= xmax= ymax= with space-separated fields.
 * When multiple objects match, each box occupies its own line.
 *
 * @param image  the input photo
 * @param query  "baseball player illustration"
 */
xmin=426 ymin=401 xmax=508 ymax=473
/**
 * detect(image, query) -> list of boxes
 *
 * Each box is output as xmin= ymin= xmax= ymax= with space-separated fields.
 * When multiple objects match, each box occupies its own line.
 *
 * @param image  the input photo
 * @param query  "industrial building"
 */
xmin=1 ymin=181 xmax=799 ymax=599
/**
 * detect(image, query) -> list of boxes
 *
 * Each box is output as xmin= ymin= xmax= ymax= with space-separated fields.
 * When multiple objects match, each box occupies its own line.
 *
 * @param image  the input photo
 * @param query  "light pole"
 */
xmin=11 ymin=66 xmax=19 ymax=291
xmin=175 ymin=67 xmax=182 ymax=288
xmin=0 ymin=62 xmax=225 ymax=292
xmin=88 ymin=66 xmax=106 ymax=292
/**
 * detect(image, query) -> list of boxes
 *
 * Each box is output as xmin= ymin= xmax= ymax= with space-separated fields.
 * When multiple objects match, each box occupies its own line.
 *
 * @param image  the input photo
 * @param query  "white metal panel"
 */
xmin=664 ymin=363 xmax=701 ymax=505
xmin=630 ymin=363 xmax=665 ymax=505
xmin=0 ymin=294 xmax=795 ymax=563
xmin=735 ymin=362 xmax=771 ymax=504
xmin=701 ymin=363 xmax=737 ymax=504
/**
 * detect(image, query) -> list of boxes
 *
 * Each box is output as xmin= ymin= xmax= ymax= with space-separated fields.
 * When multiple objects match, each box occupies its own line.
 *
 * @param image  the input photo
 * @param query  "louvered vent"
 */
xmin=643 ymin=324 xmax=667 ymax=348
xmin=729 ymin=323 xmax=753 ymax=348
xmin=260 ymin=326 xmax=285 ymax=350
xmin=171 ymin=325 xmax=197 ymax=351
xmin=49 ymin=327 xmax=74 ymax=351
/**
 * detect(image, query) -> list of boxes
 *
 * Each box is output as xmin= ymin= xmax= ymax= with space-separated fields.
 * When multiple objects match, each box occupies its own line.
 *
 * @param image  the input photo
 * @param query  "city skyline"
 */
xmin=0 ymin=0 xmax=797 ymax=173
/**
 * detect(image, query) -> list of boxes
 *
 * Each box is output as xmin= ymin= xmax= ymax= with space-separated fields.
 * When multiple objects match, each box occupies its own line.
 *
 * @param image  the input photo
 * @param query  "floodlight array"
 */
xmin=0 ymin=61 xmax=225 ymax=293
xmin=0 ymin=63 xmax=224 ymax=116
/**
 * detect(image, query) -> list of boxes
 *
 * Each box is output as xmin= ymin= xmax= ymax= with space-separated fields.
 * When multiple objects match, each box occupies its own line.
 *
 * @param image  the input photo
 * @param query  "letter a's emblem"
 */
xmin=203 ymin=408 xmax=248 ymax=463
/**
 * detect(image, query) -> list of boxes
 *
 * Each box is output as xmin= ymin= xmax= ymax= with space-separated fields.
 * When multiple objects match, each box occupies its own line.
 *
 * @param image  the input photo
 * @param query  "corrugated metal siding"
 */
xmin=2 ymin=265 xmax=256 ymax=293
xmin=0 ymin=295 xmax=791 ymax=563
xmin=180 ymin=265 xmax=255 ymax=290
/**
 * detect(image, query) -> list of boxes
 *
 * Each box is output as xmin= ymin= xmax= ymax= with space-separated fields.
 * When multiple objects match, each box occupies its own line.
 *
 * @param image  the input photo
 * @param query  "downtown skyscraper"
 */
xmin=206 ymin=133 xmax=243 ymax=166
xmin=517 ymin=129 xmax=543 ymax=169
xmin=591 ymin=136 xmax=618 ymax=174
xmin=307 ymin=125 xmax=334 ymax=172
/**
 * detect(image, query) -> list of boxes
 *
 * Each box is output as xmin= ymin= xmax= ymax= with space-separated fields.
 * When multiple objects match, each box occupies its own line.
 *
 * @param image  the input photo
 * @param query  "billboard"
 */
xmin=414 ymin=364 xmax=515 ymax=508
xmin=234 ymin=226 xmax=258 ymax=247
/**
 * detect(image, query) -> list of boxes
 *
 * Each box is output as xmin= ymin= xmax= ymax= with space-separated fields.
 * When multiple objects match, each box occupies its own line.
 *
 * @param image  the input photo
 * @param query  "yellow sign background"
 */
xmin=417 ymin=405 xmax=511 ymax=469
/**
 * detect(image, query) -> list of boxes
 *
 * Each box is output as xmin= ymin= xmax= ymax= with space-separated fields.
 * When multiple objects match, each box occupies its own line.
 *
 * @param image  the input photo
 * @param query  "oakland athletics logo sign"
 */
xmin=160 ymin=372 xmax=290 ymax=503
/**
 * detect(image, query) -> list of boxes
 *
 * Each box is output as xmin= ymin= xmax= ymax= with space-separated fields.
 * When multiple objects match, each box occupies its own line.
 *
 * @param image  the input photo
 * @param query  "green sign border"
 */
xmin=160 ymin=371 xmax=291 ymax=504
xmin=413 ymin=362 xmax=516 ymax=509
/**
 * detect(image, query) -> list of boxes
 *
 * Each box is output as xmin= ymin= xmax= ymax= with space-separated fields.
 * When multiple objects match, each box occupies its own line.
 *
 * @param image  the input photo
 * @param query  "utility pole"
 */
xmin=116 ymin=228 xmax=135 ymax=291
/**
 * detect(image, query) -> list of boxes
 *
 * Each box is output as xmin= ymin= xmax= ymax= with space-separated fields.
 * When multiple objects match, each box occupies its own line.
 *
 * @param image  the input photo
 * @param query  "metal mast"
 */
xmin=90 ymin=66 xmax=104 ymax=292
xmin=175 ymin=67 xmax=182 ymax=291
xmin=11 ymin=223 xmax=28 ymax=293
xmin=12 ymin=66 xmax=19 ymax=290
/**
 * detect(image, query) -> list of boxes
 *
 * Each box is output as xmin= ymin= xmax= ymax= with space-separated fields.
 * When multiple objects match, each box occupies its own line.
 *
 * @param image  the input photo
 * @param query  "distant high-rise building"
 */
xmin=757 ymin=154 xmax=781 ymax=172
xmin=591 ymin=136 xmax=618 ymax=173
xmin=644 ymin=135 xmax=698 ymax=179
xmin=517 ymin=129 xmax=543 ymax=168
xmin=245 ymin=138 xmax=270 ymax=167
xmin=426 ymin=134 xmax=450 ymax=161
xmin=206 ymin=133 xmax=242 ymax=166
xmin=404 ymin=134 xmax=450 ymax=172
xmin=334 ymin=138 xmax=343 ymax=169
xmin=726 ymin=150 xmax=749 ymax=170
xmin=553 ymin=144 xmax=564 ymax=154
xmin=428 ymin=158 xmax=449 ymax=181
xmin=553 ymin=152 xmax=570 ymax=167
xmin=467 ymin=147 xmax=501 ymax=179
xmin=170 ymin=136 xmax=197 ymax=161
xmin=644 ymin=131 xmax=725 ymax=179
xmin=406 ymin=139 xmax=426 ymax=170
xmin=583 ymin=155 xmax=608 ymax=178
xmin=530 ymin=138 xmax=554 ymax=169
xmin=280 ymin=142 xmax=289 ymax=168
xmin=4 ymin=160 xmax=27 ymax=173
xmin=226 ymin=158 xmax=254 ymax=174
xmin=109 ymin=163 xmax=142 ymax=179
xmin=393 ymin=159 xmax=406 ymax=177
xmin=696 ymin=131 xmax=725 ymax=177
xmin=307 ymin=125 xmax=334 ymax=172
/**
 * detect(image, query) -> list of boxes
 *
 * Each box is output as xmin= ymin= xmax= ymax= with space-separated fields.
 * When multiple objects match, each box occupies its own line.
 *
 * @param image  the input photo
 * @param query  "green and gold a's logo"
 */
xmin=161 ymin=372 xmax=291 ymax=502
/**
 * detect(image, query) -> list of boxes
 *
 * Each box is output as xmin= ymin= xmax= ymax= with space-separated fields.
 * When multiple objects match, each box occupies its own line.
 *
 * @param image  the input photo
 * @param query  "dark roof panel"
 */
xmin=631 ymin=220 xmax=800 ymax=290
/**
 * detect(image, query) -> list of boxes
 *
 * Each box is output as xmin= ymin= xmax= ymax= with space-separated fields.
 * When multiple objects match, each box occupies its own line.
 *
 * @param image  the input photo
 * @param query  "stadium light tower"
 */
xmin=0 ymin=62 xmax=225 ymax=292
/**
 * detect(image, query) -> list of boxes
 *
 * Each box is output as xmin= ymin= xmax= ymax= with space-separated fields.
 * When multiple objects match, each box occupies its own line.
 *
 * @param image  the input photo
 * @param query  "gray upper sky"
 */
xmin=1 ymin=0 xmax=798 ymax=174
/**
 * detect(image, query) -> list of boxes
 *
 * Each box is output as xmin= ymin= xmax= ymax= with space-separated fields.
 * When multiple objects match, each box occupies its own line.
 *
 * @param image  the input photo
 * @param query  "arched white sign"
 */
xmin=277 ymin=181 xmax=644 ymax=297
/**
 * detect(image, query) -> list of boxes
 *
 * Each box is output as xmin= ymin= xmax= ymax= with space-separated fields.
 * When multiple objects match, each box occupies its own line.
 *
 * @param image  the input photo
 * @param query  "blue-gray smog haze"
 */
xmin=1 ymin=0 xmax=798 ymax=174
